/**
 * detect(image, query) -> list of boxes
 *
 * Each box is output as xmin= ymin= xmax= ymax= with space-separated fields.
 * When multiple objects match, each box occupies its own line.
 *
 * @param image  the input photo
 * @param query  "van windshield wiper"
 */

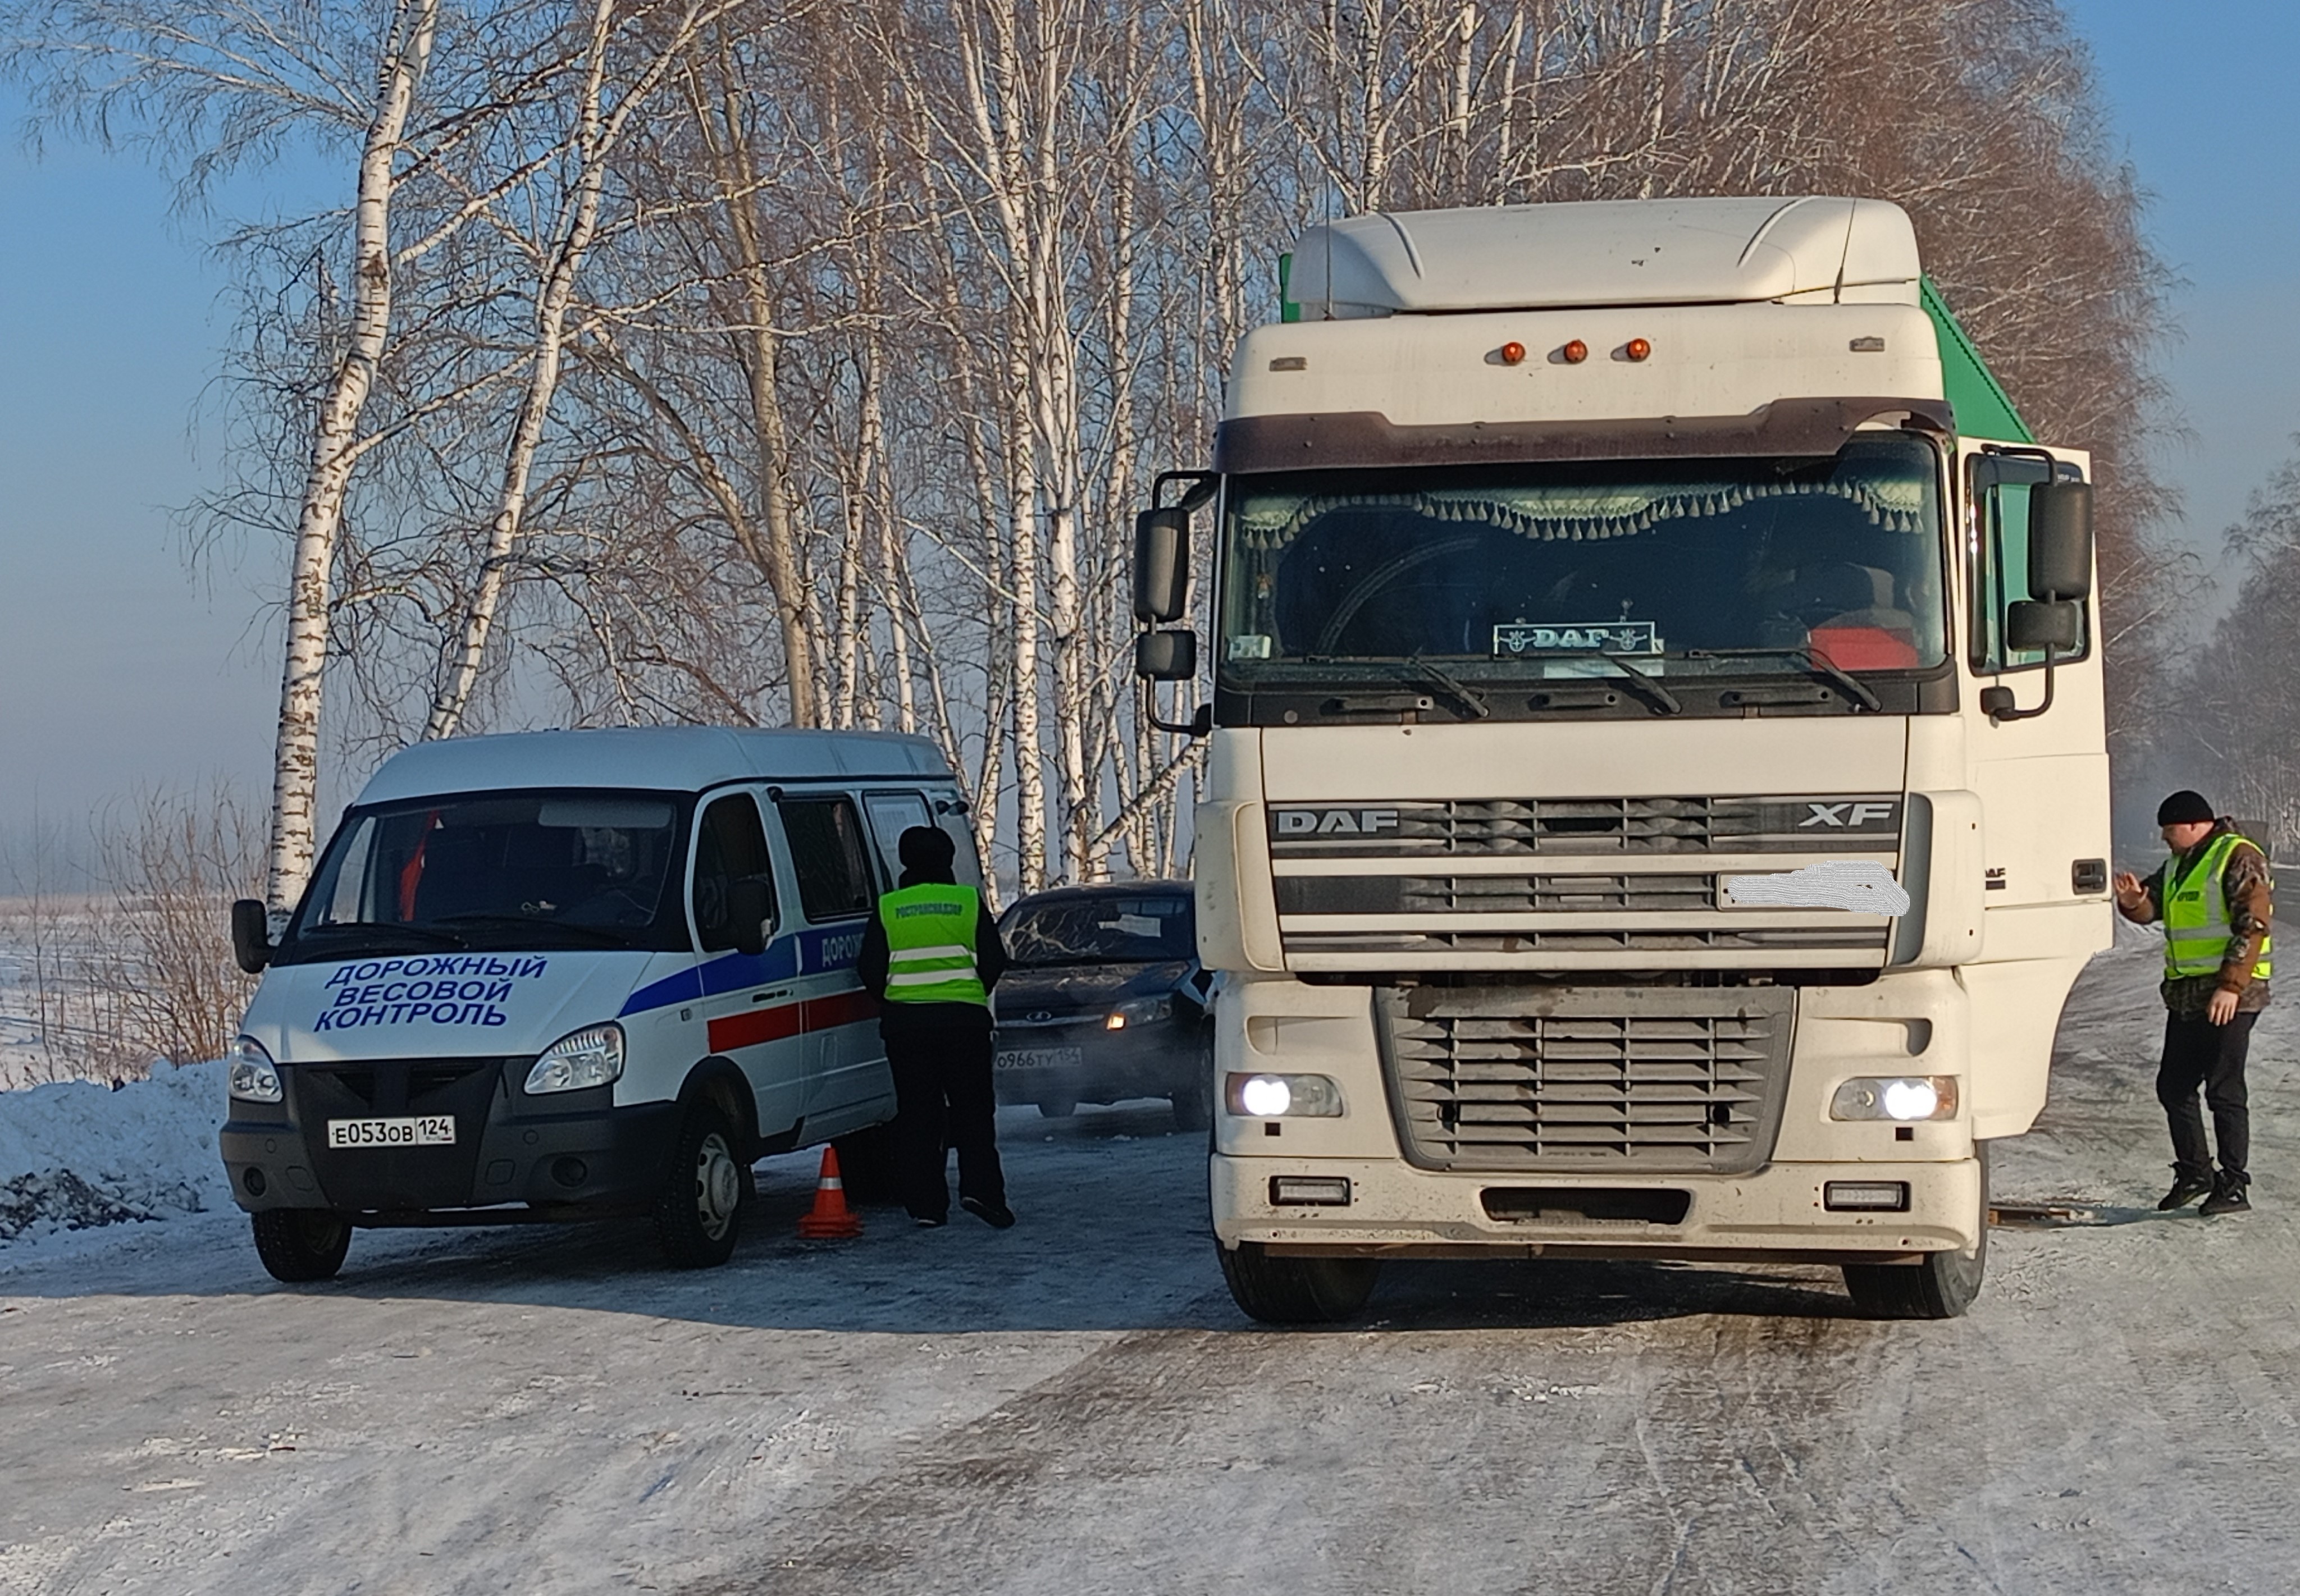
xmin=291 ymin=922 xmax=468 ymax=951
xmin=1683 ymin=647 xmax=1882 ymax=712
xmin=432 ymin=913 xmax=637 ymax=948
xmin=1523 ymin=650 xmax=1682 ymax=715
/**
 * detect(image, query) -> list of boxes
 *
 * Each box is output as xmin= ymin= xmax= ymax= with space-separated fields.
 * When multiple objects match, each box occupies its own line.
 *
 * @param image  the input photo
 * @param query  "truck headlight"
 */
xmin=1226 ymin=1072 xmax=1343 ymax=1118
xmin=524 ymin=1023 xmax=624 ymax=1095
xmin=227 ymin=1037 xmax=282 ymax=1104
xmin=1830 ymin=1076 xmax=1958 ymax=1122
xmin=1105 ymin=995 xmax=1172 ymax=1031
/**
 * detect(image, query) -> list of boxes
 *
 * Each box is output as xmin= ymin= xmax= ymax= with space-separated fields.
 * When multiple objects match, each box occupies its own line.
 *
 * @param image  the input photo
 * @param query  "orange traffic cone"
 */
xmin=797 ymin=1146 xmax=864 ymax=1240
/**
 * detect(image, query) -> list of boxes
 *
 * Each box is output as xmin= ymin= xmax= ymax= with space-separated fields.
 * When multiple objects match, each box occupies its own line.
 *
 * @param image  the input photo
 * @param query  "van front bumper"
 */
xmin=221 ymin=1063 xmax=681 ymax=1219
xmin=1212 ymin=1153 xmax=1983 ymax=1263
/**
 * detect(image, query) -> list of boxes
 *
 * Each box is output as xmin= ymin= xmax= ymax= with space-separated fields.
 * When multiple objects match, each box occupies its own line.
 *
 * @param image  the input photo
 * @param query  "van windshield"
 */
xmin=277 ymin=790 xmax=692 ymax=962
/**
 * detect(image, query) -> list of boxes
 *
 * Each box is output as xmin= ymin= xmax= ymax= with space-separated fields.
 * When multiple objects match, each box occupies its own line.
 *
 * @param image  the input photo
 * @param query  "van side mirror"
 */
xmin=1133 ymin=507 xmax=1190 ymax=624
xmin=727 ymin=878 xmax=770 ymax=957
xmin=2005 ymin=599 xmax=2082 ymax=652
xmin=2027 ymin=481 xmax=2093 ymax=600
xmin=1135 ymin=628 xmax=1197 ymax=681
xmin=231 ymin=898 xmax=272 ymax=974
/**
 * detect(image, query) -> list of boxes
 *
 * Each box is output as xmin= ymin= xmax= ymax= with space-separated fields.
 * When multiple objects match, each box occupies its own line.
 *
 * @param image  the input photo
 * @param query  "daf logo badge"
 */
xmin=1273 ymin=807 xmax=1402 ymax=836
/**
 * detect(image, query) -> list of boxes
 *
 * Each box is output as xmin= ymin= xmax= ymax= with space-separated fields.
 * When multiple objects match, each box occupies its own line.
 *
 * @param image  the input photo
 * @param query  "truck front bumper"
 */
xmin=1212 ymin=1153 xmax=1983 ymax=1263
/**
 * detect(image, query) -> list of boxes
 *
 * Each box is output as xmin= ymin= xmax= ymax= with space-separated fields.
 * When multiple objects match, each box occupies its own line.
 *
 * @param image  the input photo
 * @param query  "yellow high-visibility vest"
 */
xmin=879 ymin=884 xmax=988 ymax=1007
xmin=2162 ymin=833 xmax=2272 ymax=983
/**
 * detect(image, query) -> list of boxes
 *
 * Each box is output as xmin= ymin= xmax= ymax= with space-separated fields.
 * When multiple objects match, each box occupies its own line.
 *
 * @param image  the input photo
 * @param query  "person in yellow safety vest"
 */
xmin=857 ymin=826 xmax=1014 ymax=1228
xmin=2114 ymin=789 xmax=2273 ymax=1217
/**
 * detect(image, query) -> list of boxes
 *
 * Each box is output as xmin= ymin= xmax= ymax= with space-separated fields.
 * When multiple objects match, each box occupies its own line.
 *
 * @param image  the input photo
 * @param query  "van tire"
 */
xmin=252 ymin=1210 xmax=351 ymax=1283
xmin=1218 ymin=1241 xmax=1380 ymax=1325
xmin=1842 ymin=1144 xmax=1991 ymax=1320
xmin=656 ymin=1102 xmax=746 ymax=1269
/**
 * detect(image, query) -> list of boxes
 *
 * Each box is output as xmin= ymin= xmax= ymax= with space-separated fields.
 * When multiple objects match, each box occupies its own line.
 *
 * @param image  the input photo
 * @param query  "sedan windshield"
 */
xmin=1002 ymin=894 xmax=1194 ymax=967
xmin=279 ymin=790 xmax=690 ymax=961
xmin=1219 ymin=435 xmax=1946 ymax=685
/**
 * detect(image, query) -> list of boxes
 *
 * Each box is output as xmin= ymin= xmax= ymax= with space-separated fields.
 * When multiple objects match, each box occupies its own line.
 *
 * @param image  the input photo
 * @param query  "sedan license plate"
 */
xmin=996 ymin=1046 xmax=1081 ymax=1073
xmin=326 ymin=1115 xmax=457 ymax=1149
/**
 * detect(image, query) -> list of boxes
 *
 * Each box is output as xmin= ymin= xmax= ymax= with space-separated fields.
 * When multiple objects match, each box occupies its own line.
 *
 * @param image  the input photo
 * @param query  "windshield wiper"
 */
xmin=1523 ymin=650 xmax=1682 ymax=715
xmin=1684 ymin=647 xmax=1883 ymax=712
xmin=432 ymin=913 xmax=637 ymax=948
xmin=1401 ymin=655 xmax=1490 ymax=719
xmin=291 ymin=922 xmax=468 ymax=950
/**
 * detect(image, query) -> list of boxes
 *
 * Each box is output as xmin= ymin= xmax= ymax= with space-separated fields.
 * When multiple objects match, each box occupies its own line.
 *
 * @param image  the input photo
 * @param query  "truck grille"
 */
xmin=1377 ymin=986 xmax=1794 ymax=1173
xmin=1270 ymin=795 xmax=1899 ymax=857
xmin=1290 ymin=927 xmax=1887 ymax=954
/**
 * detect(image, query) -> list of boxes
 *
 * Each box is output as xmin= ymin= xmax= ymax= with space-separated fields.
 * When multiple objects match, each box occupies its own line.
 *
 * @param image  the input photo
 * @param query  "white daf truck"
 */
xmin=1130 ymin=197 xmax=2111 ymax=1321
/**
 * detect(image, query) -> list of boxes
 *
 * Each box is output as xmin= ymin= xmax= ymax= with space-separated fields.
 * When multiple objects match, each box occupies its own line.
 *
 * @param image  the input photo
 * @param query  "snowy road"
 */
xmin=6 ymin=940 xmax=2299 ymax=1594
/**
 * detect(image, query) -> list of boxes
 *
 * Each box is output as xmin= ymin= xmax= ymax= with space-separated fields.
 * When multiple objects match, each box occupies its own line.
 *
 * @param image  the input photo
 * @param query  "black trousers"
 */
xmin=2156 ymin=1010 xmax=2256 ymax=1181
xmin=883 ymin=1008 xmax=1003 ymax=1220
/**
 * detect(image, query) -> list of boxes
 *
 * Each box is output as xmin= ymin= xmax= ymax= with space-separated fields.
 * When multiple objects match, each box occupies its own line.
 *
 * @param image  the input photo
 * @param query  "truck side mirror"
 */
xmin=230 ymin=898 xmax=272 ymax=974
xmin=727 ymin=878 xmax=770 ymax=958
xmin=1135 ymin=628 xmax=1197 ymax=681
xmin=1133 ymin=507 xmax=1190 ymax=623
xmin=2005 ymin=599 xmax=2082 ymax=653
xmin=2027 ymin=481 xmax=2093 ymax=601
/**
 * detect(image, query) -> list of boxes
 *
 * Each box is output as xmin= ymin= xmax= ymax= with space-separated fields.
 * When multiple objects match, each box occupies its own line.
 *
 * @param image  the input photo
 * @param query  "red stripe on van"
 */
xmin=708 ymin=1002 xmax=804 ymax=1053
xmin=804 ymin=988 xmax=879 ymax=1031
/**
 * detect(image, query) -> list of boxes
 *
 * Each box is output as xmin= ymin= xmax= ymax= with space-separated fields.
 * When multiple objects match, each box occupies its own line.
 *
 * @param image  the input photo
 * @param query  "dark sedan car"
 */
xmin=992 ymin=881 xmax=1213 ymax=1129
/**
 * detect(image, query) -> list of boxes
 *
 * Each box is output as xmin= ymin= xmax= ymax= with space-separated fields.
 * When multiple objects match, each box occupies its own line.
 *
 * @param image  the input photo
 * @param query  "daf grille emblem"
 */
xmin=1273 ymin=807 xmax=1402 ymax=836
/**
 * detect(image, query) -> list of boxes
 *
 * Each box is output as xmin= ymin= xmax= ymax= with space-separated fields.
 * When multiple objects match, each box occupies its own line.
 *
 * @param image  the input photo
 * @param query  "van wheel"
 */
xmin=1218 ymin=1241 xmax=1380 ymax=1325
xmin=252 ymin=1209 xmax=351 ymax=1283
xmin=656 ymin=1103 xmax=746 ymax=1268
xmin=1842 ymin=1144 xmax=1991 ymax=1319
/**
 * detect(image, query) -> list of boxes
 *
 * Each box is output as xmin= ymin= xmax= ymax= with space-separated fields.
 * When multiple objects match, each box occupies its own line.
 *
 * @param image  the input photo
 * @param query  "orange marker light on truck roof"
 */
xmin=1560 ymin=339 xmax=1588 ymax=364
xmin=1499 ymin=341 xmax=1527 ymax=365
xmin=1626 ymin=337 xmax=1652 ymax=362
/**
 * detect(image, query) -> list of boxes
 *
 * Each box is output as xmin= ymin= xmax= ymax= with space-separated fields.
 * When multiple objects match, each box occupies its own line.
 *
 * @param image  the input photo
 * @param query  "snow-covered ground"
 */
xmin=3 ymin=934 xmax=2297 ymax=1593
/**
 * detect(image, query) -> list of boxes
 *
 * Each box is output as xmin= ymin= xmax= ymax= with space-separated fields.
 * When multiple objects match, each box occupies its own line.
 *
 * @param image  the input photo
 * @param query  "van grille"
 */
xmin=1377 ymin=986 xmax=1793 ymax=1173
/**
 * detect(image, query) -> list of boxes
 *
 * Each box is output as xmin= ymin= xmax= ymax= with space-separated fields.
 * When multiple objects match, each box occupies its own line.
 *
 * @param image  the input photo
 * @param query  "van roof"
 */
xmin=1284 ymin=196 xmax=1920 ymax=317
xmin=354 ymin=726 xmax=955 ymax=806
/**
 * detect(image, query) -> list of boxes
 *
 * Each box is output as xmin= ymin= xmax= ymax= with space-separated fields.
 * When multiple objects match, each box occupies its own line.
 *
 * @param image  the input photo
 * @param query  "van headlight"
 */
xmin=524 ymin=1024 xmax=624 ymax=1095
xmin=1105 ymin=995 xmax=1172 ymax=1031
xmin=227 ymin=1037 xmax=282 ymax=1103
xmin=1226 ymin=1072 xmax=1343 ymax=1118
xmin=1830 ymin=1076 xmax=1959 ymax=1122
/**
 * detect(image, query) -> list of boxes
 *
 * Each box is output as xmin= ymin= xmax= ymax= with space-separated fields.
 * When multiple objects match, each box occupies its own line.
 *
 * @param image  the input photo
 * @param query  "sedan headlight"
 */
xmin=1105 ymin=995 xmax=1173 ymax=1031
xmin=1226 ymin=1072 xmax=1344 ymax=1118
xmin=227 ymin=1037 xmax=282 ymax=1103
xmin=1830 ymin=1076 xmax=1959 ymax=1122
xmin=524 ymin=1023 xmax=624 ymax=1095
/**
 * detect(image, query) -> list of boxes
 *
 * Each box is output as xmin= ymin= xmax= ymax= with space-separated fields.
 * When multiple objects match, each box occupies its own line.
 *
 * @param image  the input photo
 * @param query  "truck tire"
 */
xmin=655 ymin=1101 xmax=747 ymax=1268
xmin=251 ymin=1209 xmax=352 ymax=1283
xmin=1842 ymin=1144 xmax=1990 ymax=1320
xmin=1218 ymin=1241 xmax=1380 ymax=1325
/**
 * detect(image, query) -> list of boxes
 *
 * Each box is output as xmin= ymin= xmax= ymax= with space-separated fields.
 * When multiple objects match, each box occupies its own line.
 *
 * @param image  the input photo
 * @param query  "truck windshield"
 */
xmin=1217 ymin=434 xmax=1946 ymax=690
xmin=276 ymin=789 xmax=692 ymax=962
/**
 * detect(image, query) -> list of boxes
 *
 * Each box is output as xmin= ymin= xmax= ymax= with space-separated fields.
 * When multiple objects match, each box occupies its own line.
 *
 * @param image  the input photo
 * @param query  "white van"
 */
xmin=220 ymin=727 xmax=977 ymax=1281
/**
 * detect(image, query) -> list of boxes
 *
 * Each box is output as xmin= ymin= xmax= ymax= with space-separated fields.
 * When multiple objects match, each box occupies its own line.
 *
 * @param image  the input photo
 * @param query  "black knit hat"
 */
xmin=898 ymin=825 xmax=957 ymax=872
xmin=2156 ymin=789 xmax=2215 ymax=826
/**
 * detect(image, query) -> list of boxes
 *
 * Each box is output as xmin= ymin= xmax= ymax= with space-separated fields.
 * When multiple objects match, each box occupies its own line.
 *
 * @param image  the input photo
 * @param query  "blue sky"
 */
xmin=2 ymin=0 xmax=2297 ymax=834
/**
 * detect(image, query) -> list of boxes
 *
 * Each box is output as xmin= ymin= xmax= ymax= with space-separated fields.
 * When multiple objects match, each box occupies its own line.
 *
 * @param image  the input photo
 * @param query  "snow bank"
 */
xmin=0 ymin=1060 xmax=229 ymax=1243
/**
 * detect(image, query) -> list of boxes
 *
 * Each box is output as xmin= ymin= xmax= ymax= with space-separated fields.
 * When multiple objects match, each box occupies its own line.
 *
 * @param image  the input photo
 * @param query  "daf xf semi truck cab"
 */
xmin=1131 ymin=196 xmax=2111 ymax=1322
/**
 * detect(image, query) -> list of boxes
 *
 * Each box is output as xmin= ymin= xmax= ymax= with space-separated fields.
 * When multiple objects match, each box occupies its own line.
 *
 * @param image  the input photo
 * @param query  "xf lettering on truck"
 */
xmin=1273 ymin=808 xmax=1402 ymax=837
xmin=1801 ymin=801 xmax=1897 ymax=829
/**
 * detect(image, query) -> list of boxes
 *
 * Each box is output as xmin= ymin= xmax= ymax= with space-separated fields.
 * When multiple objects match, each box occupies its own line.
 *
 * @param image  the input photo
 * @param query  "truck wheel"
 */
xmin=251 ymin=1209 xmax=352 ymax=1283
xmin=1218 ymin=1241 xmax=1380 ymax=1325
xmin=1842 ymin=1144 xmax=1991 ymax=1320
xmin=655 ymin=1102 xmax=746 ymax=1268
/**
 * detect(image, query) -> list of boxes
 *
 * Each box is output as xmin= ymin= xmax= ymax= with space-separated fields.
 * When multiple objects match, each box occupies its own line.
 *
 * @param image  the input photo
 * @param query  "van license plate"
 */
xmin=326 ymin=1116 xmax=457 ymax=1149
xmin=996 ymin=1046 xmax=1081 ymax=1072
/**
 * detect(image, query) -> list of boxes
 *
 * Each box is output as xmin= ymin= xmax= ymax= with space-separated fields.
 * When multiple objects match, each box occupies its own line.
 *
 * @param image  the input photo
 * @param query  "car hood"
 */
xmin=241 ymin=949 xmax=665 ymax=1063
xmin=994 ymin=959 xmax=1192 ymax=1021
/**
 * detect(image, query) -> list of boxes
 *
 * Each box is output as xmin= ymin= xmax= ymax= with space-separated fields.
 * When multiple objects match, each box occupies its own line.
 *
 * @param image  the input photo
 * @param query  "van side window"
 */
xmin=780 ymin=797 xmax=875 ymax=921
xmin=693 ymin=794 xmax=776 ymax=952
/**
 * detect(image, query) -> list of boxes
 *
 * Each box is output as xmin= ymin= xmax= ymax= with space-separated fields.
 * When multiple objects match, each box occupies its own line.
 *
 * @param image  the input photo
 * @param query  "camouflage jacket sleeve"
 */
xmin=2218 ymin=843 xmax=2274 ymax=995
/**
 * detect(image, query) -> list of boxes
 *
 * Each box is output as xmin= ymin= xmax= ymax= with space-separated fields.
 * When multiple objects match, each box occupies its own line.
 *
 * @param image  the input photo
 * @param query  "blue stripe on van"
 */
xmin=617 ymin=921 xmax=870 ymax=1018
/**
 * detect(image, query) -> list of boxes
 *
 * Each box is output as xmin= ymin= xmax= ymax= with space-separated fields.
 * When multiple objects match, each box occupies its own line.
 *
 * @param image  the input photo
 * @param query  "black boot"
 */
xmin=2158 ymin=1168 xmax=2216 ymax=1211
xmin=2199 ymin=1172 xmax=2253 ymax=1217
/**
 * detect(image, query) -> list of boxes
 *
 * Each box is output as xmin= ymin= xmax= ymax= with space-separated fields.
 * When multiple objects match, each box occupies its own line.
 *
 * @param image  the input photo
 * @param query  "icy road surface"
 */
xmin=4 ymin=941 xmax=2298 ymax=1594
